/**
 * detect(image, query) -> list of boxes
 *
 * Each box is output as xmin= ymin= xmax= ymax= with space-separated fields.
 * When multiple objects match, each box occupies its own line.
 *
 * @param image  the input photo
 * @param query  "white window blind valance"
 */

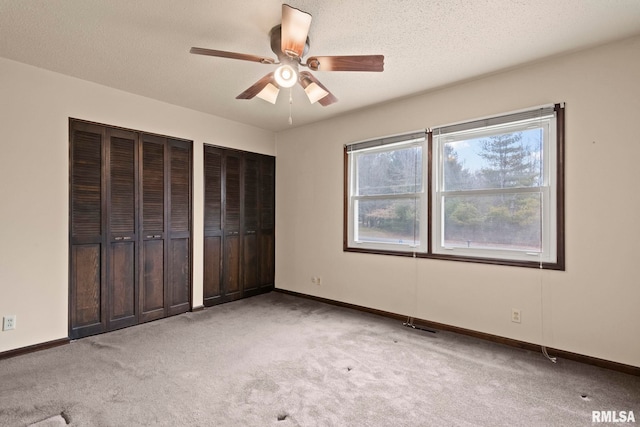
xmin=431 ymin=105 xmax=557 ymax=136
xmin=345 ymin=131 xmax=426 ymax=153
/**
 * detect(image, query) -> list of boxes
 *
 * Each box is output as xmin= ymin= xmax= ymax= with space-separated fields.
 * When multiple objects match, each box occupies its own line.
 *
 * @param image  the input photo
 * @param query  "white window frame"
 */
xmin=431 ymin=105 xmax=559 ymax=264
xmin=346 ymin=132 xmax=427 ymax=253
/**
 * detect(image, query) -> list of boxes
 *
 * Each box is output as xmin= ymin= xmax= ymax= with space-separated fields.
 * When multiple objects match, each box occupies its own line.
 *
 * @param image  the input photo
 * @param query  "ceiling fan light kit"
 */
xmin=274 ymin=64 xmax=298 ymax=88
xmin=301 ymin=78 xmax=328 ymax=104
xmin=256 ymin=83 xmax=280 ymax=104
xmin=190 ymin=3 xmax=384 ymax=116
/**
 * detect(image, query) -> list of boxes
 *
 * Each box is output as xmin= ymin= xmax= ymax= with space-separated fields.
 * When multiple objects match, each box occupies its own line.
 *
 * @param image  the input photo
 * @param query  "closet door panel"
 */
xmin=203 ymin=236 xmax=222 ymax=303
xmin=141 ymin=139 xmax=165 ymax=233
xmin=71 ymin=128 xmax=103 ymax=237
xmin=109 ymin=242 xmax=136 ymax=322
xmin=71 ymin=244 xmax=102 ymax=328
xmin=243 ymin=155 xmax=259 ymax=231
xmin=109 ymin=135 xmax=136 ymax=235
xmin=224 ymin=153 xmax=241 ymax=230
xmin=107 ymin=130 xmax=138 ymax=330
xmin=141 ymin=239 xmax=165 ymax=321
xmin=203 ymin=147 xmax=223 ymax=305
xmin=259 ymin=232 xmax=275 ymax=286
xmin=259 ymin=156 xmax=276 ymax=288
xmin=204 ymin=148 xmax=222 ymax=232
xmin=224 ymin=236 xmax=241 ymax=296
xmin=260 ymin=156 xmax=275 ymax=231
xmin=170 ymin=144 xmax=191 ymax=234
xmin=243 ymin=234 xmax=259 ymax=293
xmin=243 ymin=154 xmax=260 ymax=293
xmin=140 ymin=137 xmax=166 ymax=322
xmin=168 ymin=238 xmax=191 ymax=314
xmin=224 ymin=152 xmax=242 ymax=300
xmin=69 ymin=122 xmax=105 ymax=338
xmin=167 ymin=142 xmax=192 ymax=313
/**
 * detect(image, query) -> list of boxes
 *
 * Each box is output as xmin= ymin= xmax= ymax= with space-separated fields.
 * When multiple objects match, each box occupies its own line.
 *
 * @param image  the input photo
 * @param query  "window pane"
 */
xmin=355 ymin=198 xmax=419 ymax=246
xmin=356 ymin=145 xmax=422 ymax=195
xmin=443 ymin=128 xmax=543 ymax=191
xmin=443 ymin=193 xmax=541 ymax=252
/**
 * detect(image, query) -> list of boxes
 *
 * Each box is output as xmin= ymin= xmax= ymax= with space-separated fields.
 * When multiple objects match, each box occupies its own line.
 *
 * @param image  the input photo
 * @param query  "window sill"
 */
xmin=344 ymin=245 xmax=565 ymax=270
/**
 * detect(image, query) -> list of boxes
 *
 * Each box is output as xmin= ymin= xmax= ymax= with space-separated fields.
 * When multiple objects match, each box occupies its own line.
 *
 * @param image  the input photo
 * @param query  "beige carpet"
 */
xmin=1 ymin=291 xmax=638 ymax=426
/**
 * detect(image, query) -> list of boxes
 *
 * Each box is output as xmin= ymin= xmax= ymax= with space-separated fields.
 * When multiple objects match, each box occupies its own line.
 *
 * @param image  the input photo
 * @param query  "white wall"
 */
xmin=0 ymin=57 xmax=275 ymax=353
xmin=275 ymin=35 xmax=640 ymax=368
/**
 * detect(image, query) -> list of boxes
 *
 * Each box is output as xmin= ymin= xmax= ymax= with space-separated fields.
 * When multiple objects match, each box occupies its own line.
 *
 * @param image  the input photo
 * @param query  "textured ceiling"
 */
xmin=1 ymin=1 xmax=640 ymax=132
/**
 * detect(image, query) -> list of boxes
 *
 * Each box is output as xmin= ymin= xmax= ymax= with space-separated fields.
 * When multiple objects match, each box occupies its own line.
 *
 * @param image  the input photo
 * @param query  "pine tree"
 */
xmin=476 ymin=131 xmax=541 ymax=247
xmin=478 ymin=132 xmax=536 ymax=188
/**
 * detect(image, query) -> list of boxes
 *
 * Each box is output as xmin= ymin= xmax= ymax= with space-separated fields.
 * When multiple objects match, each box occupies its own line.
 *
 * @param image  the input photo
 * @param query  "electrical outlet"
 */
xmin=511 ymin=309 xmax=521 ymax=324
xmin=3 ymin=315 xmax=16 ymax=331
xmin=311 ymin=276 xmax=322 ymax=285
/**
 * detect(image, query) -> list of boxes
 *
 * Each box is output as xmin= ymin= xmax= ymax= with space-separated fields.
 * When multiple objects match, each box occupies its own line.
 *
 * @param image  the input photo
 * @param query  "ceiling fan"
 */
xmin=190 ymin=4 xmax=384 ymax=107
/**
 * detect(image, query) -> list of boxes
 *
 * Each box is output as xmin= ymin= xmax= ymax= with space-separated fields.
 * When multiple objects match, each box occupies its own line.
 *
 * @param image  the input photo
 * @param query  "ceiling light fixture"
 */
xmin=274 ymin=64 xmax=298 ymax=88
xmin=256 ymin=82 xmax=280 ymax=104
xmin=300 ymin=76 xmax=329 ymax=104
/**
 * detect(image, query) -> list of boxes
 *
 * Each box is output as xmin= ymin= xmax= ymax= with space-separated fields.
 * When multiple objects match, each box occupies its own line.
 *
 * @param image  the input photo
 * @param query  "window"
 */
xmin=432 ymin=105 xmax=562 ymax=266
xmin=344 ymin=104 xmax=565 ymax=269
xmin=345 ymin=132 xmax=426 ymax=253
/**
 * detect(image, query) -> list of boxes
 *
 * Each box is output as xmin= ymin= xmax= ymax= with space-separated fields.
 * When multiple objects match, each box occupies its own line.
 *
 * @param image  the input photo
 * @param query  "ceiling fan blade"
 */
xmin=299 ymin=71 xmax=338 ymax=106
xmin=190 ymin=47 xmax=276 ymax=65
xmin=236 ymin=72 xmax=277 ymax=100
xmin=306 ymin=55 xmax=384 ymax=72
xmin=281 ymin=4 xmax=312 ymax=58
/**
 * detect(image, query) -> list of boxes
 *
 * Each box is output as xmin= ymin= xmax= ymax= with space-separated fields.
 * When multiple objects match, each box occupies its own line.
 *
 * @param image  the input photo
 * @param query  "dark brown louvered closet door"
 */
xmin=140 ymin=135 xmax=166 ymax=323
xmin=69 ymin=119 xmax=192 ymax=339
xmin=202 ymin=145 xmax=275 ymax=307
xmin=242 ymin=154 xmax=260 ymax=295
xmin=224 ymin=151 xmax=242 ymax=301
xmin=259 ymin=155 xmax=276 ymax=288
xmin=167 ymin=141 xmax=192 ymax=315
xmin=70 ymin=122 xmax=105 ymax=338
xmin=203 ymin=147 xmax=223 ymax=305
xmin=107 ymin=129 xmax=139 ymax=331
